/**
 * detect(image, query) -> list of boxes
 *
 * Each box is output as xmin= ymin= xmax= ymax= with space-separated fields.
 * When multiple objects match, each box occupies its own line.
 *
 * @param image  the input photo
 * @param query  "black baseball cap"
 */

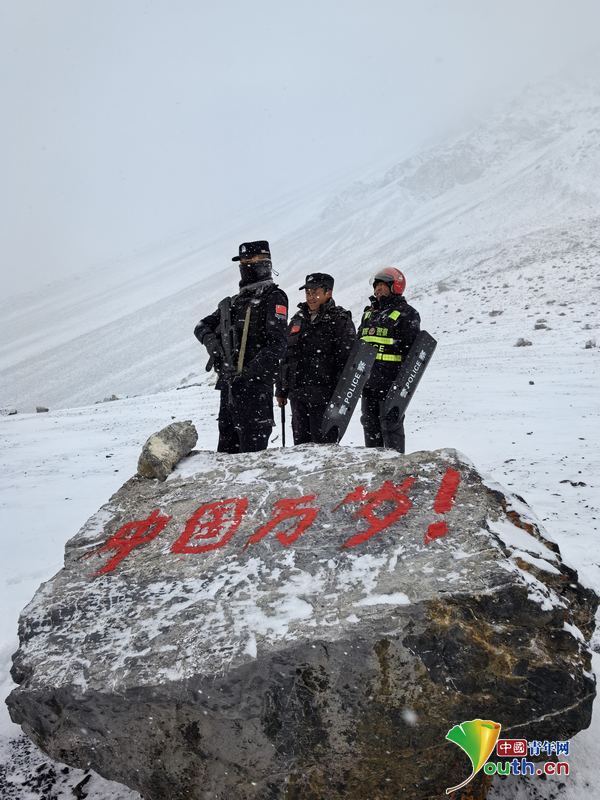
xmin=232 ymin=240 xmax=271 ymax=261
xmin=299 ymin=272 xmax=334 ymax=291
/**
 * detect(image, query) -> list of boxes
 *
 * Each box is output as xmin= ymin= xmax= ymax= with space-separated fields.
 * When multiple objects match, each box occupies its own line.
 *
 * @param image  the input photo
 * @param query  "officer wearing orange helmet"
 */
xmin=359 ymin=267 xmax=420 ymax=452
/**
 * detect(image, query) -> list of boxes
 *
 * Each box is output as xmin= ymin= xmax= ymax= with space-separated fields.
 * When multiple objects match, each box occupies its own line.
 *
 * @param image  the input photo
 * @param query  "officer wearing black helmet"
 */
xmin=194 ymin=241 xmax=288 ymax=453
xmin=276 ymin=272 xmax=355 ymax=444
xmin=359 ymin=267 xmax=420 ymax=452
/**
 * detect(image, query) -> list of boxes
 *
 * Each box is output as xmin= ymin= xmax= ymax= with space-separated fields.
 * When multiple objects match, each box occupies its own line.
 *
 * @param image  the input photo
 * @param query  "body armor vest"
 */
xmin=231 ymin=283 xmax=287 ymax=380
xmin=360 ymin=308 xmax=403 ymax=362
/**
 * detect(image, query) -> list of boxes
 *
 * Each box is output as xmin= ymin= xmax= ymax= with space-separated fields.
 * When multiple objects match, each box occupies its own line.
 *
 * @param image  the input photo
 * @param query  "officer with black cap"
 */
xmin=194 ymin=241 xmax=288 ymax=453
xmin=276 ymin=272 xmax=355 ymax=444
xmin=359 ymin=266 xmax=420 ymax=452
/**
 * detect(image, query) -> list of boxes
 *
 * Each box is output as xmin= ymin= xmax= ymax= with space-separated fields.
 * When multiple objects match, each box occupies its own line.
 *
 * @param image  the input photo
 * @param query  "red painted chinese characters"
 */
xmin=87 ymin=509 xmax=172 ymax=576
xmin=243 ymin=496 xmax=319 ymax=550
xmin=171 ymin=498 xmax=248 ymax=554
xmin=86 ymin=468 xmax=461 ymax=576
xmin=335 ymin=478 xmax=415 ymax=550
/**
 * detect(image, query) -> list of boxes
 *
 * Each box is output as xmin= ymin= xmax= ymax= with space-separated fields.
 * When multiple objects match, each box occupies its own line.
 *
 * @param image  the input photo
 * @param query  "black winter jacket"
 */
xmin=359 ymin=293 xmax=420 ymax=393
xmin=276 ymin=298 xmax=356 ymax=403
xmin=194 ymin=281 xmax=288 ymax=390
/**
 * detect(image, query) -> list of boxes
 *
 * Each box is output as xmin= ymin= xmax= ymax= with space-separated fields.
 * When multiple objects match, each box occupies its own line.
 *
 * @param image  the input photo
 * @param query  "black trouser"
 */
xmin=290 ymin=396 xmax=338 ymax=445
xmin=217 ymin=382 xmax=274 ymax=454
xmin=360 ymin=387 xmax=405 ymax=452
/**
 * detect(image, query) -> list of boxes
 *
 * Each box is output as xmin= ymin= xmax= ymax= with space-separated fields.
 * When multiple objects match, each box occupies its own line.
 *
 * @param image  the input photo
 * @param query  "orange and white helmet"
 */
xmin=372 ymin=266 xmax=406 ymax=295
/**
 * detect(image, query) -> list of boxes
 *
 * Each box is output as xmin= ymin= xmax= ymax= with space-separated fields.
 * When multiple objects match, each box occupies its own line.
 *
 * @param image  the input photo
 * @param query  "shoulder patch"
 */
xmin=276 ymin=304 xmax=287 ymax=316
xmin=290 ymin=324 xmax=301 ymax=334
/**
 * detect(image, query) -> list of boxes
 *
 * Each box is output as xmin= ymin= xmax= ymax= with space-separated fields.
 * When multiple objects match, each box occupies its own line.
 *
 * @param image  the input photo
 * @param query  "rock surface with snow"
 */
xmin=137 ymin=419 xmax=198 ymax=481
xmin=7 ymin=447 xmax=597 ymax=800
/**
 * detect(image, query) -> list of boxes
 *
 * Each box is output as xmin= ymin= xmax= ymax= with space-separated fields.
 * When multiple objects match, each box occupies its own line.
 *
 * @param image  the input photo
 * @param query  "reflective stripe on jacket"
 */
xmin=359 ymin=294 xmax=421 ymax=392
xmin=360 ymin=309 xmax=403 ymax=361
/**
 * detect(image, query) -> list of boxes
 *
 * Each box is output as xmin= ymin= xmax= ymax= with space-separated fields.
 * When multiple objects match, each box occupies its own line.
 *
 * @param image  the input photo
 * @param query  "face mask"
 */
xmin=239 ymin=259 xmax=272 ymax=287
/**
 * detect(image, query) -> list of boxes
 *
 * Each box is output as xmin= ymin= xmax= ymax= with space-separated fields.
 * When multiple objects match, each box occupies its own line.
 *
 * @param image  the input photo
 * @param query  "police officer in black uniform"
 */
xmin=276 ymin=272 xmax=355 ymax=444
xmin=194 ymin=241 xmax=288 ymax=454
xmin=359 ymin=267 xmax=420 ymax=452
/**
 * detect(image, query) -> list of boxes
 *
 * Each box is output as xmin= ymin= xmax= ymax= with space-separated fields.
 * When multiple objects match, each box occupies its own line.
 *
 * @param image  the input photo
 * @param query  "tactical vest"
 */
xmin=360 ymin=308 xmax=404 ymax=362
xmin=231 ymin=283 xmax=286 ymax=371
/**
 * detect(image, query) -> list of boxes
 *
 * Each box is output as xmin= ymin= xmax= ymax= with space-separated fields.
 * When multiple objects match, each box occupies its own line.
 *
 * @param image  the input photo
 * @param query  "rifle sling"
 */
xmin=237 ymin=306 xmax=252 ymax=372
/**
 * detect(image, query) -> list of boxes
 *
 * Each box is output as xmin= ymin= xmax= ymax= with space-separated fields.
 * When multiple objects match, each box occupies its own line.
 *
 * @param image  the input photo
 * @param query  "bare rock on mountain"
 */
xmin=96 ymin=395 xmax=120 ymax=404
xmin=7 ymin=447 xmax=597 ymax=800
xmin=137 ymin=420 xmax=198 ymax=481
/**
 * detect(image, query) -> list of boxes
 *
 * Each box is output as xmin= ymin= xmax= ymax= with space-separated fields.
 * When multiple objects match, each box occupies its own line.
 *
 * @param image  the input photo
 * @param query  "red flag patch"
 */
xmin=291 ymin=325 xmax=300 ymax=334
xmin=276 ymin=305 xmax=287 ymax=315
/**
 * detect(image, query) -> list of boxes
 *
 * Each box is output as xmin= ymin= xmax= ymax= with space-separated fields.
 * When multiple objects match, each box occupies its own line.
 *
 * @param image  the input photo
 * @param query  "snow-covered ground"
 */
xmin=1 ymin=312 xmax=599 ymax=797
xmin=1 ymin=66 xmax=600 ymax=798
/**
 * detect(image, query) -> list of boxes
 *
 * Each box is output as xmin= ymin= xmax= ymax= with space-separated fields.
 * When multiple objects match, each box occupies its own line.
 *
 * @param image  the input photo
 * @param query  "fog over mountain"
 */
xmin=3 ymin=1 xmax=600 ymax=297
xmin=2 ymin=64 xmax=599 ymax=413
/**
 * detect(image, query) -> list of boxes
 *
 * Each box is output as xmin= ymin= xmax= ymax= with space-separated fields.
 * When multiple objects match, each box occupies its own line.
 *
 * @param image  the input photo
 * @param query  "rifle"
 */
xmin=218 ymin=297 xmax=237 ymax=404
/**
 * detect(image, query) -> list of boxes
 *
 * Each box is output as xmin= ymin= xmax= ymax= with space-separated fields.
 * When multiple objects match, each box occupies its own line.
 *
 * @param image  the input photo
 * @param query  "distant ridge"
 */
xmin=2 ymin=65 xmax=599 ymax=412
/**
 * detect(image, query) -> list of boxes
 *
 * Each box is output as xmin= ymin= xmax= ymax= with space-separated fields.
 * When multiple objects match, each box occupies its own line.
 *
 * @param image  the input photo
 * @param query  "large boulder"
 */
xmin=7 ymin=447 xmax=597 ymax=800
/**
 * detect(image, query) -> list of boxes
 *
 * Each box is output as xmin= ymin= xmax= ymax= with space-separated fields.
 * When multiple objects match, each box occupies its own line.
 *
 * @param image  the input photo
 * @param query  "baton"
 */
xmin=281 ymin=403 xmax=286 ymax=448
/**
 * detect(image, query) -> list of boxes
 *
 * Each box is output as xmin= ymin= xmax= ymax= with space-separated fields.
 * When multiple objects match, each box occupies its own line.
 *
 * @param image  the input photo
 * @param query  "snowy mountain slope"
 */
xmin=278 ymin=75 xmax=600 ymax=300
xmin=1 ymin=67 xmax=600 ymax=798
xmin=2 ymin=69 xmax=600 ymax=413
xmin=0 ymin=163 xmax=352 ymax=379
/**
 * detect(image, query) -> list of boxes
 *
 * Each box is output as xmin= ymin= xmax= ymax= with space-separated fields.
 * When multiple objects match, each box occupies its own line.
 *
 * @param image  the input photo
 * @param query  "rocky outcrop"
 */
xmin=137 ymin=420 xmax=198 ymax=481
xmin=7 ymin=447 xmax=597 ymax=800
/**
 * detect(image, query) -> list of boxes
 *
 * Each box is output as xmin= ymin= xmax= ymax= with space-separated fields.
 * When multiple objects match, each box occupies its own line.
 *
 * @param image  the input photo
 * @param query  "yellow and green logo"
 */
xmin=445 ymin=719 xmax=502 ymax=794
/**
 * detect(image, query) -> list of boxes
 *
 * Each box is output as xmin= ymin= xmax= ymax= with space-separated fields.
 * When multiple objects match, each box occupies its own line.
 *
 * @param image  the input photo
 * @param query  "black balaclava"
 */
xmin=239 ymin=259 xmax=273 ymax=288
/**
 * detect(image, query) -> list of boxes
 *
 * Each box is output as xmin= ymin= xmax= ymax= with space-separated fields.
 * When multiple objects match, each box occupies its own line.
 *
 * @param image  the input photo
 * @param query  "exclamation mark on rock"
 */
xmin=424 ymin=467 xmax=461 ymax=545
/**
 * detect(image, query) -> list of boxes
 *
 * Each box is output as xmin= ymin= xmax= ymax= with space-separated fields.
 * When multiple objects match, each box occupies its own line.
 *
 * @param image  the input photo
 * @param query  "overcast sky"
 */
xmin=2 ymin=0 xmax=600 ymax=297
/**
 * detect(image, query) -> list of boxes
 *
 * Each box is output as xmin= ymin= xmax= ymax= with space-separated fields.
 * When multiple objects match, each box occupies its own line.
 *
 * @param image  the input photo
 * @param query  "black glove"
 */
xmin=203 ymin=332 xmax=224 ymax=361
xmin=221 ymin=365 xmax=245 ymax=384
